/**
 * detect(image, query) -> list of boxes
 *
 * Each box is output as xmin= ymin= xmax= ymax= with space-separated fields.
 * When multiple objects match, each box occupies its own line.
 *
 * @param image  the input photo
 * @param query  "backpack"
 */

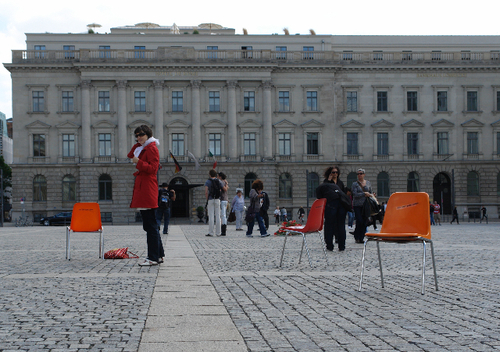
xmin=158 ymin=189 xmax=170 ymax=208
xmin=210 ymin=179 xmax=222 ymax=199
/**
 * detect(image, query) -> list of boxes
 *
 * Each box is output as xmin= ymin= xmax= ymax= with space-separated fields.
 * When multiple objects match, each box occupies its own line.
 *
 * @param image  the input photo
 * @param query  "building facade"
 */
xmin=4 ymin=23 xmax=500 ymax=222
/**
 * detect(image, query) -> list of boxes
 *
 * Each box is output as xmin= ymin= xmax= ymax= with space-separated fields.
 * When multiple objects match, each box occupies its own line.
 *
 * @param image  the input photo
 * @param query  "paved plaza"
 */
xmin=0 ymin=221 xmax=499 ymax=351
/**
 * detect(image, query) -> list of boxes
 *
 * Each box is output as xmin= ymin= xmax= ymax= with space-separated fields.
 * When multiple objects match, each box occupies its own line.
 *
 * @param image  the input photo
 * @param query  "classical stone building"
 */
xmin=4 ymin=23 xmax=500 ymax=222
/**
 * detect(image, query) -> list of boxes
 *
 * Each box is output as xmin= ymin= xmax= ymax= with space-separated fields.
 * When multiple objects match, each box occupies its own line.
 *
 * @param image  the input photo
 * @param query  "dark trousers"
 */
xmin=451 ymin=214 xmax=459 ymax=224
xmin=353 ymin=206 xmax=366 ymax=242
xmin=156 ymin=207 xmax=170 ymax=234
xmin=324 ymin=199 xmax=347 ymax=251
xmin=260 ymin=209 xmax=269 ymax=230
xmin=140 ymin=209 xmax=164 ymax=262
xmin=246 ymin=212 xmax=267 ymax=236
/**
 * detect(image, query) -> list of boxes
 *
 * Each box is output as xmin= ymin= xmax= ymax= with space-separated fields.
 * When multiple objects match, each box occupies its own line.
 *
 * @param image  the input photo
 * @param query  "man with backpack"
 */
xmin=156 ymin=182 xmax=176 ymax=234
xmin=204 ymin=169 xmax=226 ymax=237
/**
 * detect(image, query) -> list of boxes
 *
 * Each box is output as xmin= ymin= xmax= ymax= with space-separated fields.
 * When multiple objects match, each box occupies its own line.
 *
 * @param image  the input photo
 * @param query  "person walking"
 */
xmin=128 ymin=125 xmax=163 ymax=266
xmin=451 ymin=206 xmax=460 ymax=224
xmin=218 ymin=172 xmax=229 ymax=236
xmin=481 ymin=206 xmax=488 ymax=223
xmin=433 ymin=201 xmax=441 ymax=225
xmin=156 ymin=182 xmax=176 ymax=234
xmin=346 ymin=188 xmax=355 ymax=230
xmin=297 ymin=206 xmax=305 ymax=224
xmin=351 ymin=168 xmax=374 ymax=243
xmin=281 ymin=207 xmax=287 ymax=222
xmin=231 ymin=189 xmax=245 ymax=231
xmin=430 ymin=202 xmax=436 ymax=226
xmin=246 ymin=179 xmax=271 ymax=238
xmin=274 ymin=206 xmax=281 ymax=225
xmin=260 ymin=188 xmax=270 ymax=230
xmin=205 ymin=169 xmax=225 ymax=237
xmin=316 ymin=166 xmax=347 ymax=251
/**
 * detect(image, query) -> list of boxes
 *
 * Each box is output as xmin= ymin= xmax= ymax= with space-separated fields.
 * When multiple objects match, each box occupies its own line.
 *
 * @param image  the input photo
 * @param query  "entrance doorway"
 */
xmin=433 ymin=173 xmax=451 ymax=214
xmin=168 ymin=177 xmax=204 ymax=218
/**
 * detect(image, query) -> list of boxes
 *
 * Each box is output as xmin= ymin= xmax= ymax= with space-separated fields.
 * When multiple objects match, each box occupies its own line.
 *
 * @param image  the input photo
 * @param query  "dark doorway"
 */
xmin=433 ymin=173 xmax=451 ymax=214
xmin=168 ymin=177 xmax=204 ymax=218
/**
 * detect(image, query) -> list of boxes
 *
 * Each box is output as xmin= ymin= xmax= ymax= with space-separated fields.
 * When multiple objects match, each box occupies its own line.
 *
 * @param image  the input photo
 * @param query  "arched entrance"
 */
xmin=169 ymin=177 xmax=189 ymax=218
xmin=433 ymin=173 xmax=451 ymax=214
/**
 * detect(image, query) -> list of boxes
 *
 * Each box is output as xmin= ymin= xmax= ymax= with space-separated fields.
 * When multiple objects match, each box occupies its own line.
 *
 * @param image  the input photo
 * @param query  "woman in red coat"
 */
xmin=128 ymin=125 xmax=163 ymax=266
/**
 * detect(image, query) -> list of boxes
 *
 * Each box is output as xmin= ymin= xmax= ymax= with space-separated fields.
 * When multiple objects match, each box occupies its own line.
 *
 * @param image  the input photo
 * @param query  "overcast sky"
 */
xmin=1 ymin=0 xmax=499 ymax=118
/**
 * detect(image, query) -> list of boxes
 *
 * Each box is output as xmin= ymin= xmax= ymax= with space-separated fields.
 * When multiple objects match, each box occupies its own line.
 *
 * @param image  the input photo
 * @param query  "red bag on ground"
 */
xmin=104 ymin=247 xmax=139 ymax=259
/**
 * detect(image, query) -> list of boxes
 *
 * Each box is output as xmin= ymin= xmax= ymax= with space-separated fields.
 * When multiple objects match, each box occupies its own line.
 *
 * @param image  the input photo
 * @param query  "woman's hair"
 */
xmin=251 ymin=179 xmax=264 ymax=191
xmin=218 ymin=172 xmax=226 ymax=180
xmin=323 ymin=165 xmax=340 ymax=180
xmin=134 ymin=125 xmax=153 ymax=139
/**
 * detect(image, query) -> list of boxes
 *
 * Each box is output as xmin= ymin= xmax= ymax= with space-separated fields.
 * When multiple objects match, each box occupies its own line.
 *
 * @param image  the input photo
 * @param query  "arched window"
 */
xmin=346 ymin=172 xmax=357 ymax=190
xmin=98 ymin=174 xmax=112 ymax=200
xmin=377 ymin=172 xmax=390 ymax=197
xmin=62 ymin=175 xmax=76 ymax=201
xmin=307 ymin=172 xmax=320 ymax=198
xmin=244 ymin=172 xmax=257 ymax=198
xmin=279 ymin=173 xmax=292 ymax=199
xmin=467 ymin=171 xmax=479 ymax=196
xmin=407 ymin=172 xmax=420 ymax=192
xmin=33 ymin=175 xmax=47 ymax=202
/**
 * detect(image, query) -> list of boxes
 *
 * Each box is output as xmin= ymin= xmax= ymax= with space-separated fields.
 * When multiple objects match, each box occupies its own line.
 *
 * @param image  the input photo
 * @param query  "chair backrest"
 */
xmin=380 ymin=192 xmax=431 ymax=239
xmin=301 ymin=198 xmax=327 ymax=233
xmin=69 ymin=202 xmax=103 ymax=232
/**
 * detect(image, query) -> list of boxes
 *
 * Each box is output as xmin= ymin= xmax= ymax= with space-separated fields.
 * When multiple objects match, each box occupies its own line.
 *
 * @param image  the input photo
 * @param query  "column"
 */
xmin=116 ymin=80 xmax=127 ymax=161
xmin=227 ymin=81 xmax=238 ymax=159
xmin=191 ymin=80 xmax=202 ymax=158
xmin=80 ymin=80 xmax=91 ymax=162
xmin=262 ymin=81 xmax=273 ymax=159
xmin=154 ymin=80 xmax=165 ymax=160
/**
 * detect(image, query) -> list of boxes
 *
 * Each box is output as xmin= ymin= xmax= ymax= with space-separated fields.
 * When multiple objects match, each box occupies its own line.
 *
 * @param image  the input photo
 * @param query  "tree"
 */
xmin=0 ymin=156 xmax=11 ymax=190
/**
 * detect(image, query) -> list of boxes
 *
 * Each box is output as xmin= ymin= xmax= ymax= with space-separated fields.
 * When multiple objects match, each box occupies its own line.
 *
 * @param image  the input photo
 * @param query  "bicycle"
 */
xmin=15 ymin=216 xmax=33 ymax=227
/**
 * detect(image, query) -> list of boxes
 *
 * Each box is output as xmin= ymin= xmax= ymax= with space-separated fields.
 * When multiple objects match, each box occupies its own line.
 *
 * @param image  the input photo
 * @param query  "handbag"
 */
xmin=338 ymin=189 xmax=352 ymax=212
xmin=104 ymin=247 xmax=139 ymax=259
xmin=365 ymin=196 xmax=380 ymax=216
xmin=245 ymin=211 xmax=256 ymax=223
xmin=228 ymin=209 xmax=236 ymax=222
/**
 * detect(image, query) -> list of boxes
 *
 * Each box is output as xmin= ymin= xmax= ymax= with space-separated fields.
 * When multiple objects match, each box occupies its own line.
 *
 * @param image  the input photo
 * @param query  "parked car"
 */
xmin=40 ymin=212 xmax=72 ymax=226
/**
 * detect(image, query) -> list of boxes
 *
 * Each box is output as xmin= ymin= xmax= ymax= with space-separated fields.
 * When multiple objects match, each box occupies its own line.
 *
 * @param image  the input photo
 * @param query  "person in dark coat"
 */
xmin=350 ymin=168 xmax=374 ymax=243
xmin=128 ymin=125 xmax=163 ymax=266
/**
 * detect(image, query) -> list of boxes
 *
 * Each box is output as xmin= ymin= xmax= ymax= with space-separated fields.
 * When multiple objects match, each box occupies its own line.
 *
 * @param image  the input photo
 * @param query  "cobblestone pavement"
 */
xmin=184 ymin=223 xmax=500 ymax=352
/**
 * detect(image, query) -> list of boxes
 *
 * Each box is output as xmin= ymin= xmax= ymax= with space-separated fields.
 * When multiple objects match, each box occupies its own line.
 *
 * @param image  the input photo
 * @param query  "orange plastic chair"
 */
xmin=279 ymin=198 xmax=327 ymax=268
xmin=358 ymin=192 xmax=438 ymax=294
xmin=65 ymin=202 xmax=104 ymax=260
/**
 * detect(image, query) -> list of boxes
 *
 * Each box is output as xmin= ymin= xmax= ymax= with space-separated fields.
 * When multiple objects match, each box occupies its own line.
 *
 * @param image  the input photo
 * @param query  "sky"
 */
xmin=1 ymin=0 xmax=499 ymax=118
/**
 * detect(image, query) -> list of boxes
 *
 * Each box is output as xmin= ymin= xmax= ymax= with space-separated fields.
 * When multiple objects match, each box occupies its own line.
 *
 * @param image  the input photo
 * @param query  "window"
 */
xmin=172 ymin=91 xmax=183 ymax=112
xmin=307 ymin=172 xmax=320 ymax=198
xmin=497 ymin=132 xmax=500 ymax=155
xmin=347 ymin=172 xmax=357 ymax=189
xmin=307 ymin=133 xmax=319 ymax=155
xmin=497 ymin=173 xmax=500 ymax=196
xmin=402 ymin=51 xmax=412 ymax=61
xmin=244 ymin=133 xmax=256 ymax=155
xmin=497 ymin=91 xmax=500 ymax=111
xmin=303 ymin=46 xmax=314 ymax=60
xmin=467 ymin=132 xmax=478 ymax=154
xmin=98 ymin=174 xmax=112 ymax=201
xmin=346 ymin=91 xmax=357 ymax=112
xmin=33 ymin=91 xmax=44 ymax=112
xmin=209 ymin=91 xmax=220 ymax=112
xmin=407 ymin=91 xmax=418 ymax=111
xmin=207 ymin=46 xmax=218 ymax=59
xmin=306 ymin=91 xmax=318 ymax=111
xmin=437 ymin=91 xmax=448 ymax=112
xmin=209 ymin=133 xmax=221 ymax=155
xmin=377 ymin=133 xmax=389 ymax=155
xmin=244 ymin=91 xmax=255 ymax=111
xmin=244 ymin=172 xmax=257 ymax=198
xmin=99 ymin=45 xmax=111 ymax=58
xmin=278 ymin=91 xmax=290 ymax=112
xmin=467 ymin=171 xmax=479 ymax=196
xmin=98 ymin=133 xmax=111 ymax=156
xmin=62 ymin=175 xmax=76 ymax=201
xmin=34 ymin=45 xmax=45 ymax=58
xmin=134 ymin=46 xmax=145 ymax=59
xmin=407 ymin=133 xmax=419 ymax=155
xmin=279 ymin=173 xmax=292 ymax=198
xmin=101 ymin=212 xmax=113 ymax=223
xmin=377 ymin=172 xmax=390 ymax=197
xmin=134 ymin=91 xmax=146 ymax=112
xmin=63 ymin=45 xmax=75 ymax=59
xmin=467 ymin=91 xmax=478 ymax=111
xmin=347 ymin=132 xmax=358 ymax=155
xmin=373 ymin=51 xmax=383 ymax=60
xmin=33 ymin=175 xmax=47 ymax=201
xmin=434 ymin=132 xmax=449 ymax=155
xmin=98 ymin=91 xmax=110 ymax=112
xmin=276 ymin=46 xmax=287 ymax=60
xmin=172 ymin=133 xmax=184 ymax=156
xmin=279 ymin=133 xmax=291 ymax=155
xmin=33 ymin=134 xmax=45 ymax=157
xmin=62 ymin=134 xmax=75 ymax=157
xmin=62 ymin=91 xmax=74 ymax=112
xmin=241 ymin=46 xmax=253 ymax=59
xmin=377 ymin=91 xmax=388 ymax=112
xmin=407 ymin=172 xmax=420 ymax=192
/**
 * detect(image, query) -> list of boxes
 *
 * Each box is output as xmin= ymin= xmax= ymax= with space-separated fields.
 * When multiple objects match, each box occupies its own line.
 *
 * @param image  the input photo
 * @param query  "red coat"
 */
xmin=128 ymin=142 xmax=159 ymax=209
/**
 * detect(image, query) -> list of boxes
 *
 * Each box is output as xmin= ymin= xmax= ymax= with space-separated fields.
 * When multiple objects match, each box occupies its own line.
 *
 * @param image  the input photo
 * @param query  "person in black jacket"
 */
xmin=260 ymin=188 xmax=270 ymax=230
xmin=156 ymin=182 xmax=176 ymax=234
xmin=316 ymin=166 xmax=347 ymax=251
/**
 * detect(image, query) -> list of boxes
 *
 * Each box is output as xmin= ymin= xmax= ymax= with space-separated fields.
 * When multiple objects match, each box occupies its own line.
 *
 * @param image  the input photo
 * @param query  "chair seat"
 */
xmin=366 ymin=232 xmax=421 ymax=239
xmin=282 ymin=225 xmax=306 ymax=233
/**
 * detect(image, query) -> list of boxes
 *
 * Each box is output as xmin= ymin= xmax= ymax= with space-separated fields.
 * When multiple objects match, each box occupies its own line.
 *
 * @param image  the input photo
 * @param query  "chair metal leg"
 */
xmin=358 ymin=239 xmax=368 ymax=291
xmin=99 ymin=230 xmax=104 ymax=259
xmin=317 ymin=231 xmax=328 ymax=265
xmin=279 ymin=233 xmax=289 ymax=267
xmin=429 ymin=240 xmax=439 ymax=291
xmin=66 ymin=227 xmax=71 ymax=260
xmin=299 ymin=233 xmax=313 ymax=268
xmin=376 ymin=241 xmax=384 ymax=288
xmin=421 ymin=240 xmax=427 ymax=295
